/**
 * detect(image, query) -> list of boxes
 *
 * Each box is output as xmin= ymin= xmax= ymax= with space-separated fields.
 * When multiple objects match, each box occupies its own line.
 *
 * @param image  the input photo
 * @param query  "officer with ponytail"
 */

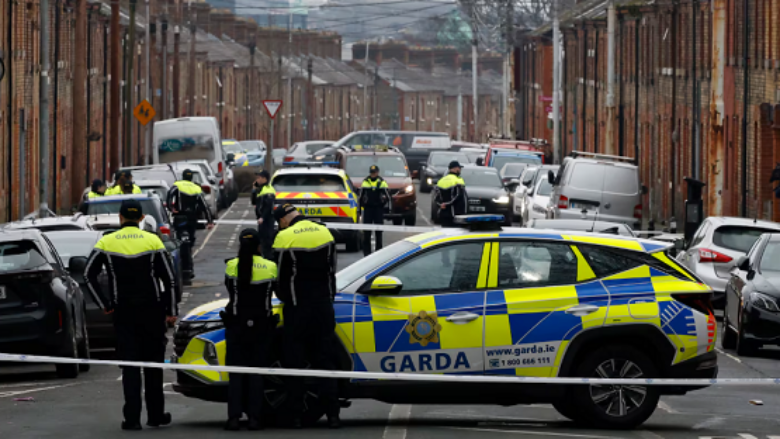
xmin=222 ymin=229 xmax=278 ymax=431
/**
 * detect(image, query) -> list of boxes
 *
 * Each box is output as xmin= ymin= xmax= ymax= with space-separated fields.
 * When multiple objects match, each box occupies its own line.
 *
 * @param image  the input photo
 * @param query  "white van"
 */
xmin=153 ymin=117 xmax=226 ymax=181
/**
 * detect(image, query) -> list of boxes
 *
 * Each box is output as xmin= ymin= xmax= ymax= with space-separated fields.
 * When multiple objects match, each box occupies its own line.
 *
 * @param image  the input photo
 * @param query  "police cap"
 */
xmin=119 ymin=199 xmax=144 ymax=221
xmin=182 ymin=169 xmax=194 ymax=181
xmin=448 ymin=160 xmax=463 ymax=170
xmin=273 ymin=203 xmax=297 ymax=222
xmin=369 ymin=165 xmax=380 ymax=173
xmin=239 ymin=228 xmax=260 ymax=247
xmin=255 ymin=170 xmax=270 ymax=179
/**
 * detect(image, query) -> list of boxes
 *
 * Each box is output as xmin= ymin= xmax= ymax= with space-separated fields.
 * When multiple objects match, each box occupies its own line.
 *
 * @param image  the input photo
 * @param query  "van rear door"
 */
xmin=599 ymin=164 xmax=641 ymax=225
xmin=561 ymin=162 xmax=606 ymax=220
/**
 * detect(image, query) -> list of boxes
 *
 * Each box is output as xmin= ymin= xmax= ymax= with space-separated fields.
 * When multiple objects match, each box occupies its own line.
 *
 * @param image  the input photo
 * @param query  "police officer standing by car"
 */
xmin=167 ymin=169 xmax=215 ymax=281
xmin=106 ymin=170 xmax=142 ymax=195
xmin=434 ymin=161 xmax=467 ymax=227
xmin=273 ymin=204 xmax=341 ymax=429
xmin=84 ymin=200 xmax=177 ymax=431
xmin=222 ymin=229 xmax=277 ymax=431
xmin=360 ymin=165 xmax=391 ymax=256
xmin=88 ymin=179 xmax=106 ymax=199
xmin=251 ymin=170 xmax=276 ymax=258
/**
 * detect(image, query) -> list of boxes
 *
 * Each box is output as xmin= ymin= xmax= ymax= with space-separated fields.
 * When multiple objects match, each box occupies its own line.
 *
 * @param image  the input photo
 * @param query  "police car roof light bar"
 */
xmin=454 ymin=214 xmax=504 ymax=231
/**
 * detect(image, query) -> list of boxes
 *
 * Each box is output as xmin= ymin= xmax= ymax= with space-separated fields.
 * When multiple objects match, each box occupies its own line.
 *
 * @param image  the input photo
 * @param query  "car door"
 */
xmin=726 ymin=236 xmax=764 ymax=326
xmin=482 ymin=240 xmax=606 ymax=377
xmin=352 ymin=241 xmax=489 ymax=375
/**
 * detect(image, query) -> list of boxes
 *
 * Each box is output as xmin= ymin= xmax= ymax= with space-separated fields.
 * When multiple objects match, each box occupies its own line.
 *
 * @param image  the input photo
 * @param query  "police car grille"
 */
xmin=173 ymin=322 xmax=223 ymax=357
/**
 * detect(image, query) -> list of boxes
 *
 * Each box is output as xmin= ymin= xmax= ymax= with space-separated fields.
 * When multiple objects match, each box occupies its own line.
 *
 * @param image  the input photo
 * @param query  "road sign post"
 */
xmin=262 ymin=100 xmax=282 ymax=174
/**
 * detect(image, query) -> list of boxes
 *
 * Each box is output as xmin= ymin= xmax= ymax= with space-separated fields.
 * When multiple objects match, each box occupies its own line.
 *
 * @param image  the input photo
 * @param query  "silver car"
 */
xmin=547 ymin=152 xmax=643 ymax=229
xmin=677 ymin=217 xmax=780 ymax=306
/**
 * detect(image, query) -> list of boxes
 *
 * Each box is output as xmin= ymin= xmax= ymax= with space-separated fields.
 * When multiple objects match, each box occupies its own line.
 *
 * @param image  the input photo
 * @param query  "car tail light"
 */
xmin=634 ymin=204 xmax=642 ymax=219
xmin=698 ymin=248 xmax=733 ymax=263
xmin=159 ymin=225 xmax=171 ymax=236
xmin=557 ymin=195 xmax=569 ymax=209
xmin=218 ymin=162 xmax=223 ymax=174
xmin=284 ymin=156 xmax=294 ymax=163
xmin=201 ymin=185 xmax=211 ymax=194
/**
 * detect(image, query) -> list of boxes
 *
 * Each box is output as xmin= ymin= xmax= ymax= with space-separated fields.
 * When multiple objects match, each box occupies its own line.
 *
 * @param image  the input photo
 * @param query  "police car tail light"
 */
xmin=200 ymin=185 xmax=211 ymax=194
xmin=203 ymin=342 xmax=219 ymax=365
xmin=698 ymin=248 xmax=732 ymax=263
xmin=557 ymin=195 xmax=569 ymax=209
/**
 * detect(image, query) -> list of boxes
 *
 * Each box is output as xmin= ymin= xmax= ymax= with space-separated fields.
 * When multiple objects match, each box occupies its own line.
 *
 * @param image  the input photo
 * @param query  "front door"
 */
xmin=352 ymin=241 xmax=489 ymax=375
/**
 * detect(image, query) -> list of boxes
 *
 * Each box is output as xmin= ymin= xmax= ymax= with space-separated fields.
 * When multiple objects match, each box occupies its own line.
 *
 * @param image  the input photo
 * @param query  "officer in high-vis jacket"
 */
xmin=88 ymin=179 xmax=106 ymax=199
xmin=106 ymin=170 xmax=143 ymax=195
xmin=359 ymin=165 xmax=391 ymax=256
xmin=251 ymin=170 xmax=276 ymax=259
xmin=272 ymin=204 xmax=341 ymax=429
xmin=167 ymin=169 xmax=215 ymax=280
xmin=222 ymin=229 xmax=277 ymax=431
xmin=84 ymin=199 xmax=177 ymax=430
xmin=434 ymin=160 xmax=467 ymax=227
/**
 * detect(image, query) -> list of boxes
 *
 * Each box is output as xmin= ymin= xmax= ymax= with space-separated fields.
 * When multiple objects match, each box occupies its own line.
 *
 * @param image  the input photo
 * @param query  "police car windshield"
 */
xmin=336 ymin=240 xmax=417 ymax=290
xmin=222 ymin=141 xmax=243 ymax=154
xmin=492 ymin=155 xmax=541 ymax=171
xmin=273 ymin=174 xmax=346 ymax=192
xmin=345 ymin=156 xmax=408 ymax=178
xmin=461 ymin=168 xmax=502 ymax=188
xmin=86 ymin=199 xmax=165 ymax=225
xmin=239 ymin=140 xmax=266 ymax=152
xmin=431 ymin=152 xmax=468 ymax=167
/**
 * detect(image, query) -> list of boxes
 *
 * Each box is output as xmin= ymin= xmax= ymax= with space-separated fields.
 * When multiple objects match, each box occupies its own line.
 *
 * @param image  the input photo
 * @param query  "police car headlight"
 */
xmin=203 ymin=342 xmax=219 ymax=365
xmin=493 ymin=196 xmax=510 ymax=204
xmin=403 ymin=185 xmax=414 ymax=194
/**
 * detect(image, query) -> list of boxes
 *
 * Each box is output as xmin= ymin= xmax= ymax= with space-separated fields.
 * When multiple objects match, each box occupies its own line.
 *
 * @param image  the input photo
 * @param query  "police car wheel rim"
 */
xmin=588 ymin=359 xmax=646 ymax=417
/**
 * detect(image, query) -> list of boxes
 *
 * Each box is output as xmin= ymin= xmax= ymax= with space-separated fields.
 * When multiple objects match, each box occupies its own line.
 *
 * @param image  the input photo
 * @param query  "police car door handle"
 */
xmin=565 ymin=305 xmax=599 ymax=316
xmin=446 ymin=312 xmax=479 ymax=324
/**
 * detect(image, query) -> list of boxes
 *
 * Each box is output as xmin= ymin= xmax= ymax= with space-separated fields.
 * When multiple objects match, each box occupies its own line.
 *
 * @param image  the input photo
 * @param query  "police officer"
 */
xmin=272 ymin=204 xmax=340 ymax=429
xmin=106 ymin=171 xmax=142 ymax=195
xmin=84 ymin=200 xmax=177 ymax=430
xmin=88 ymin=179 xmax=106 ymax=199
xmin=251 ymin=170 xmax=276 ymax=259
xmin=167 ymin=169 xmax=215 ymax=281
xmin=222 ymin=229 xmax=277 ymax=431
xmin=434 ymin=160 xmax=467 ymax=227
xmin=359 ymin=165 xmax=391 ymax=256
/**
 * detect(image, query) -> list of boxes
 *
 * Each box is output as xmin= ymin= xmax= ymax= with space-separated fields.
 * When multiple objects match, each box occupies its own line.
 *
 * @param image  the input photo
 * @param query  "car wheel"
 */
xmin=404 ymin=214 xmax=416 ymax=226
xmin=569 ymin=345 xmax=659 ymax=429
xmin=56 ymin=318 xmax=80 ymax=379
xmin=392 ymin=218 xmax=403 ymax=226
xmin=721 ymin=300 xmax=737 ymax=350
xmin=736 ymin=310 xmax=759 ymax=356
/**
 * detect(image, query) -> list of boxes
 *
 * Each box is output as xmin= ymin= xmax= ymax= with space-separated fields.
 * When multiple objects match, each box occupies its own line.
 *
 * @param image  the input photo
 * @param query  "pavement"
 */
xmin=2 ymin=185 xmax=780 ymax=438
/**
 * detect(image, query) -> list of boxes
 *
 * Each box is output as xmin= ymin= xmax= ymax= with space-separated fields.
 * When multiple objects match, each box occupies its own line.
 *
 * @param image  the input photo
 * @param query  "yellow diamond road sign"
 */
xmin=134 ymin=99 xmax=156 ymax=126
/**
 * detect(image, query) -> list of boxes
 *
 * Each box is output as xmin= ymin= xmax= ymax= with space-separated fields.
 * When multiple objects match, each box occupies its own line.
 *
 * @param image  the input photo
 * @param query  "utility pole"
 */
xmin=248 ymin=39 xmax=256 ymax=139
xmin=605 ymin=0 xmax=616 ymax=155
xmin=126 ymin=0 xmax=137 ymax=166
xmin=457 ymin=68 xmax=463 ymax=141
xmin=307 ymin=57 xmax=313 ymax=140
xmin=145 ymin=0 xmax=151 ymax=164
xmin=110 ymin=0 xmax=121 ymax=173
xmin=287 ymin=12 xmax=293 ymax=147
xmin=471 ymin=39 xmax=478 ymax=142
xmin=363 ymin=41 xmax=370 ymax=128
xmin=161 ymin=13 xmax=168 ymax=120
xmin=552 ymin=0 xmax=562 ymax=163
xmin=40 ymin=0 xmax=52 ymax=215
xmin=173 ymin=21 xmax=181 ymax=117
xmin=187 ymin=1 xmax=196 ymax=116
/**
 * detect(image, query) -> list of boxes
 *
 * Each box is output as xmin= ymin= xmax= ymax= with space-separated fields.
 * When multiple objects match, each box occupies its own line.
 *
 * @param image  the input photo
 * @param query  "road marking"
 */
xmin=657 ymin=401 xmax=678 ymax=414
xmin=445 ymin=427 xmax=618 ymax=439
xmin=738 ymin=434 xmax=759 ymax=439
xmin=193 ymin=201 xmax=238 ymax=258
xmin=0 ymin=383 xmax=79 ymax=398
xmin=417 ymin=207 xmax=432 ymax=226
xmin=693 ymin=417 xmax=726 ymax=430
xmin=383 ymin=404 xmax=411 ymax=439
xmin=716 ymin=347 xmax=743 ymax=363
xmin=637 ymin=431 xmax=666 ymax=439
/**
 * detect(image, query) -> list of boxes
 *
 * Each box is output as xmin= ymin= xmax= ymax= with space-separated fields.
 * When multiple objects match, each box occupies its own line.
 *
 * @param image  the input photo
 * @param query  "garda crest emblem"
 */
xmin=405 ymin=310 xmax=441 ymax=347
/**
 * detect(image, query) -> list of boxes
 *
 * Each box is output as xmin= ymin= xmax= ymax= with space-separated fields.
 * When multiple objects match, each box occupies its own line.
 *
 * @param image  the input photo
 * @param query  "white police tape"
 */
xmin=200 ymin=219 xmax=673 ymax=236
xmin=0 ymin=352 xmax=765 ymax=386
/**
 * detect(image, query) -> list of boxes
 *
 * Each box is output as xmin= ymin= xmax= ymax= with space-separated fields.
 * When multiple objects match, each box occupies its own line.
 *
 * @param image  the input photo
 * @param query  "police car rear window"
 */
xmin=0 ymin=241 xmax=48 ymax=272
xmin=577 ymin=245 xmax=689 ymax=280
xmin=273 ymin=174 xmax=346 ymax=192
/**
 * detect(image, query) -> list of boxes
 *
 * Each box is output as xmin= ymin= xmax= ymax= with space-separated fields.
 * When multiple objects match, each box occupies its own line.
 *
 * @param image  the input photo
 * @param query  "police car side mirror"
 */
xmin=368 ymin=276 xmax=403 ymax=295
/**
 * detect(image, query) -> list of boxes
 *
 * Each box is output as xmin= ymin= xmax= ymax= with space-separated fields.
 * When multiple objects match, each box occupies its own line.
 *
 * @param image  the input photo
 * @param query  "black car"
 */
xmin=420 ymin=151 xmax=470 ymax=193
xmin=430 ymin=166 xmax=513 ymax=225
xmin=723 ymin=233 xmax=780 ymax=355
xmin=0 ymin=230 xmax=90 ymax=378
xmin=45 ymin=231 xmax=115 ymax=349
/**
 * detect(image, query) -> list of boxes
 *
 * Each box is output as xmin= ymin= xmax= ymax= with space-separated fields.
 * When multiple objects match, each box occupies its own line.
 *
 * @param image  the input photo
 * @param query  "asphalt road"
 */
xmin=2 ymin=186 xmax=780 ymax=438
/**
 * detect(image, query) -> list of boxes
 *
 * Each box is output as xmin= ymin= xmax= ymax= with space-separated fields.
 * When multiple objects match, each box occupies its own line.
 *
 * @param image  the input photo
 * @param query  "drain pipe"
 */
xmin=740 ymin=0 xmax=749 ymax=216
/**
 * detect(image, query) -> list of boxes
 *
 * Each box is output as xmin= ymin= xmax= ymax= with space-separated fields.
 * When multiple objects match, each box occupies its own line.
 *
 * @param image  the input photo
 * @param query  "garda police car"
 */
xmin=172 ymin=215 xmax=717 ymax=429
xmin=269 ymin=165 xmax=361 ymax=252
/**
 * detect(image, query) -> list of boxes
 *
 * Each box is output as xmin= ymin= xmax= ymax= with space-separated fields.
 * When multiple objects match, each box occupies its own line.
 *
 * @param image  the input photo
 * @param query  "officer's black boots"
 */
xmin=328 ymin=415 xmax=341 ymax=429
xmin=224 ymin=418 xmax=240 ymax=431
xmin=147 ymin=412 xmax=172 ymax=428
xmin=247 ymin=418 xmax=263 ymax=431
xmin=121 ymin=421 xmax=142 ymax=431
xmin=291 ymin=418 xmax=304 ymax=429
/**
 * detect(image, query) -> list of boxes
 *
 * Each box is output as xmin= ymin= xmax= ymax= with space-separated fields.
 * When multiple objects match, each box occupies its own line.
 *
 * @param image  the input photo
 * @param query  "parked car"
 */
xmin=283 ymin=141 xmax=335 ymax=164
xmin=525 ymin=219 xmax=637 ymax=237
xmin=515 ymin=174 xmax=553 ymax=225
xmin=420 ymin=151 xmax=470 ymax=193
xmin=45 ymin=230 xmax=115 ymax=349
xmin=82 ymin=194 xmax=172 ymax=235
xmin=430 ymin=166 xmax=512 ymax=225
xmin=484 ymin=139 xmax=548 ymax=165
xmin=547 ymin=152 xmax=644 ymax=230
xmin=0 ymin=229 xmax=90 ymax=378
xmin=119 ymin=164 xmax=178 ymax=187
xmin=450 ymin=141 xmax=485 ymax=151
xmin=239 ymin=140 xmax=267 ymax=153
xmin=3 ymin=215 xmax=93 ymax=232
xmin=330 ymin=131 xmax=451 ymax=176
xmin=459 ymin=147 xmax=487 ymax=165
xmin=484 ymin=150 xmax=543 ymax=171
xmin=234 ymin=148 xmax=286 ymax=169
xmin=136 ymin=180 xmax=172 ymax=205
xmin=677 ymin=217 xmax=780 ymax=307
xmin=723 ymin=233 xmax=780 ymax=355
xmin=500 ymin=162 xmax=531 ymax=188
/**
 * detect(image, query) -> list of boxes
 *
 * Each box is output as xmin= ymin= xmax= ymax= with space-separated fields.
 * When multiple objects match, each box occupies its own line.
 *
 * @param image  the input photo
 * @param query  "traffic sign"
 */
xmin=133 ymin=99 xmax=156 ymax=126
xmin=263 ymin=100 xmax=283 ymax=119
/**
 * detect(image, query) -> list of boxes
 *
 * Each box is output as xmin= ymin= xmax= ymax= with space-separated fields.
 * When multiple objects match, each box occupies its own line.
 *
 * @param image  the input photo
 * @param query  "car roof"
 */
xmin=349 ymin=130 xmax=448 ymax=136
xmin=342 ymin=149 xmax=404 ymax=157
xmin=0 ymin=228 xmax=44 ymax=242
xmin=45 ymin=230 xmax=103 ymax=241
xmin=295 ymin=140 xmax=334 ymax=146
xmin=4 ymin=216 xmax=89 ymax=229
xmin=708 ymin=217 xmax=780 ymax=229
xmin=566 ymin=156 xmax=638 ymax=169
xmin=85 ymin=194 xmax=157 ymax=202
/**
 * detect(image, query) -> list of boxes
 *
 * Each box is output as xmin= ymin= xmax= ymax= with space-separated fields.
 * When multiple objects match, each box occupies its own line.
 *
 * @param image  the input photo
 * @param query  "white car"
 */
xmin=514 ymin=175 xmax=553 ymax=226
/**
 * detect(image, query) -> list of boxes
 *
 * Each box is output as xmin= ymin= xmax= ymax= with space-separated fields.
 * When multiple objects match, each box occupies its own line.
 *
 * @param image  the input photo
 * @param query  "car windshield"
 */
xmin=500 ymin=163 xmax=529 ymax=178
xmin=86 ymin=199 xmax=165 ymax=225
xmin=492 ymin=155 xmax=541 ymax=171
xmin=46 ymin=234 xmax=98 ymax=264
xmin=336 ymin=240 xmax=417 ymax=290
xmin=239 ymin=140 xmax=266 ymax=152
xmin=272 ymin=174 xmax=346 ymax=192
xmin=0 ymin=241 xmax=48 ymax=272
xmin=461 ymin=169 xmax=502 ymax=187
xmin=536 ymin=178 xmax=553 ymax=196
xmin=714 ymin=226 xmax=779 ymax=253
xmin=124 ymin=168 xmax=177 ymax=186
xmin=346 ymin=156 xmax=409 ymax=178
xmin=464 ymin=152 xmax=485 ymax=163
xmin=299 ymin=143 xmax=332 ymax=154
xmin=760 ymin=241 xmax=780 ymax=271
xmin=431 ymin=153 xmax=468 ymax=167
xmin=222 ymin=141 xmax=243 ymax=154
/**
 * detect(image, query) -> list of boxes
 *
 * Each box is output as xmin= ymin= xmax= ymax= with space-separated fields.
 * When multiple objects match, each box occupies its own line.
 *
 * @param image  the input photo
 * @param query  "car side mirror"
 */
xmin=368 ymin=276 xmax=403 ymax=295
xmin=547 ymin=170 xmax=556 ymax=185
xmin=68 ymin=256 xmax=88 ymax=283
xmin=736 ymin=255 xmax=750 ymax=271
xmin=476 ymin=157 xmax=484 ymax=166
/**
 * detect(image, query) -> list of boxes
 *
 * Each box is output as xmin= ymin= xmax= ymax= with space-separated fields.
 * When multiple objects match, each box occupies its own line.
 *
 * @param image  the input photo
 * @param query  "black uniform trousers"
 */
xmin=173 ymin=214 xmax=198 ymax=274
xmin=257 ymin=223 xmax=275 ymax=260
xmin=362 ymin=207 xmax=384 ymax=256
xmin=114 ymin=308 xmax=167 ymax=424
xmin=225 ymin=321 xmax=269 ymax=420
xmin=283 ymin=304 xmax=340 ymax=419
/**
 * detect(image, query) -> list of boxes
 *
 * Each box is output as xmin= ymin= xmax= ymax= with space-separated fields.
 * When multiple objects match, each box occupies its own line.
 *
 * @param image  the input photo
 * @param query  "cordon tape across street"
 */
xmin=0 ymin=353 xmax=777 ymax=386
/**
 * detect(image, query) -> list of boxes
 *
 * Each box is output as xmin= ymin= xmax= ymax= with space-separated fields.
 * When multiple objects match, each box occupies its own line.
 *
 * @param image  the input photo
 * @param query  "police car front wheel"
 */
xmin=568 ymin=345 xmax=660 ymax=429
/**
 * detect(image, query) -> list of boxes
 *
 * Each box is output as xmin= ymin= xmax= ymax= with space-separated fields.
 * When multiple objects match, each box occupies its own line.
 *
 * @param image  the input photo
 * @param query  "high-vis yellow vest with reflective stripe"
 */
xmin=436 ymin=173 xmax=465 ymax=189
xmin=173 ymin=180 xmax=203 ymax=195
xmin=225 ymin=256 xmax=278 ymax=283
xmin=87 ymin=191 xmax=103 ymax=199
xmin=105 ymin=184 xmax=142 ymax=195
xmin=225 ymin=255 xmax=277 ymax=317
xmin=273 ymin=218 xmax=336 ymax=305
